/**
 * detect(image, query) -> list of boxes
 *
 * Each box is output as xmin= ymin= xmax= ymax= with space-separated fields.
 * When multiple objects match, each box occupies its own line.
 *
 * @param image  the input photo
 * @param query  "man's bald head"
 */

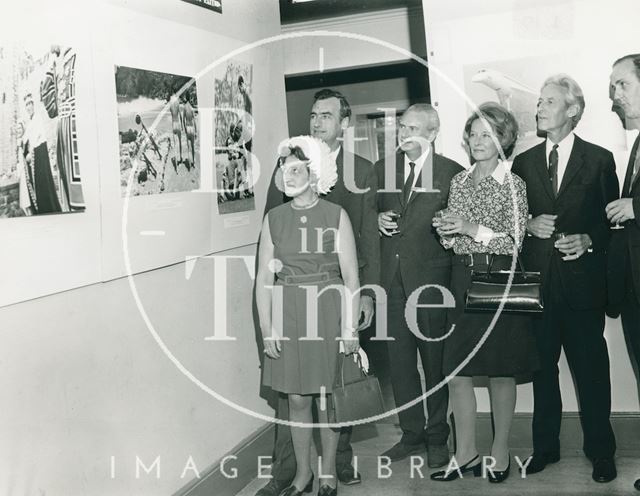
xmin=398 ymin=104 xmax=440 ymax=159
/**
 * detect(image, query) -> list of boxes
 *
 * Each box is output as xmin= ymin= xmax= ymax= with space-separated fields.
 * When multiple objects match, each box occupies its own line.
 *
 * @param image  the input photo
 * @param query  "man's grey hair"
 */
xmin=541 ymin=74 xmax=585 ymax=129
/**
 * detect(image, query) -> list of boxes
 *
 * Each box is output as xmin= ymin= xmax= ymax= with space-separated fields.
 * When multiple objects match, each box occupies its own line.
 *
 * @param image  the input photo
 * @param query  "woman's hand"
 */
xmin=341 ymin=329 xmax=360 ymax=355
xmin=262 ymin=331 xmax=282 ymax=359
xmin=436 ymin=214 xmax=476 ymax=237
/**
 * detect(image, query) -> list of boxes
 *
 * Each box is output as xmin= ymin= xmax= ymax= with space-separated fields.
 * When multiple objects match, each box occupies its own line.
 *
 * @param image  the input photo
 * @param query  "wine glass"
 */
xmin=611 ymin=221 xmax=624 ymax=230
xmin=434 ymin=208 xmax=453 ymax=242
xmin=388 ymin=210 xmax=401 ymax=235
xmin=434 ymin=208 xmax=448 ymax=225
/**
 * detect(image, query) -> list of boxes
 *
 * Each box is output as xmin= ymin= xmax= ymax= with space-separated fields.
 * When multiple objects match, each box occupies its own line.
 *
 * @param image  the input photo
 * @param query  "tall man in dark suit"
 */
xmin=258 ymin=89 xmax=379 ymax=496
xmin=605 ymin=54 xmax=640 ymax=492
xmin=376 ymin=104 xmax=463 ymax=467
xmin=512 ymin=74 xmax=619 ymax=483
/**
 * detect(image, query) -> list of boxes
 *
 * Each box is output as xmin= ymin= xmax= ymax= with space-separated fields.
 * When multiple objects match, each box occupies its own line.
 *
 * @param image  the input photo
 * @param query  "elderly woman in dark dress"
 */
xmin=431 ymin=102 xmax=539 ymax=483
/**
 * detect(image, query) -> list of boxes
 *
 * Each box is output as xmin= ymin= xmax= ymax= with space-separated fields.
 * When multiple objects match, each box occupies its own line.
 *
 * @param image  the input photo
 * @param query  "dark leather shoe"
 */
xmin=255 ymin=478 xmax=289 ymax=496
xmin=634 ymin=477 xmax=640 ymax=490
xmin=381 ymin=441 xmax=424 ymax=462
xmin=279 ymin=474 xmax=314 ymax=496
xmin=336 ymin=464 xmax=361 ymax=485
xmin=317 ymin=484 xmax=337 ymax=496
xmin=519 ymin=452 xmax=560 ymax=475
xmin=592 ymin=457 xmax=616 ymax=483
xmin=427 ymin=444 xmax=449 ymax=468
xmin=430 ymin=454 xmax=482 ymax=482
xmin=488 ymin=457 xmax=510 ymax=483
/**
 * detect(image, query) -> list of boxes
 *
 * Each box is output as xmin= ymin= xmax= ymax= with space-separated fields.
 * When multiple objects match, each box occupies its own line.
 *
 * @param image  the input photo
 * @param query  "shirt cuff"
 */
xmin=474 ymin=225 xmax=494 ymax=246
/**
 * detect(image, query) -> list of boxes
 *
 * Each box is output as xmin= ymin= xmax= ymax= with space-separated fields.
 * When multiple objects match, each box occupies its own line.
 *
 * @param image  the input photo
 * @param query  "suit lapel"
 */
xmin=326 ymin=148 xmax=345 ymax=202
xmin=556 ymin=135 xmax=585 ymax=198
xmin=396 ymin=154 xmax=406 ymax=208
xmin=623 ymin=134 xmax=640 ymax=196
xmin=532 ymin=142 xmax=555 ymax=202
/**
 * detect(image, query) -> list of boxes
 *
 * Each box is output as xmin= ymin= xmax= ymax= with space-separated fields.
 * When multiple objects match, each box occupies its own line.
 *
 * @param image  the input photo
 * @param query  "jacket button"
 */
xmin=395 ymin=254 xmax=399 ymax=259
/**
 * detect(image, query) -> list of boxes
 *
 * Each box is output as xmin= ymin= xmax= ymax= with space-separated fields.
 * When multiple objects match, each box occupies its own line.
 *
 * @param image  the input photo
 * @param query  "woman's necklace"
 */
xmin=291 ymin=195 xmax=320 ymax=210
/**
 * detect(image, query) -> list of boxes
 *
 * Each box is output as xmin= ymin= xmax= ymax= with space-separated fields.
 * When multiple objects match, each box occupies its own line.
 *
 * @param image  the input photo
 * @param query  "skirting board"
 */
xmin=173 ymin=423 xmax=275 ymax=496
xmin=176 ymin=412 xmax=640 ymax=496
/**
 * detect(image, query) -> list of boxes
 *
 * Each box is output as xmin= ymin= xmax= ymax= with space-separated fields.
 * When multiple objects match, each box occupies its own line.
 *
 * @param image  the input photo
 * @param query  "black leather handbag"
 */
xmin=465 ymin=253 xmax=544 ymax=314
xmin=330 ymin=353 xmax=385 ymax=424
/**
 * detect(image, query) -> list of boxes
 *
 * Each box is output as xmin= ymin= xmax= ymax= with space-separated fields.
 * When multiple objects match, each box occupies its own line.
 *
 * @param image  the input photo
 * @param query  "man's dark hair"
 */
xmin=238 ymin=75 xmax=245 ymax=87
xmin=313 ymin=88 xmax=351 ymax=121
xmin=614 ymin=54 xmax=640 ymax=81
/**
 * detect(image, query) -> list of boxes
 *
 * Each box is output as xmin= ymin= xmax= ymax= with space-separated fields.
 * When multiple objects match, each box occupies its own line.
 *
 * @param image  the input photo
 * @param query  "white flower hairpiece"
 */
xmin=276 ymin=135 xmax=338 ymax=195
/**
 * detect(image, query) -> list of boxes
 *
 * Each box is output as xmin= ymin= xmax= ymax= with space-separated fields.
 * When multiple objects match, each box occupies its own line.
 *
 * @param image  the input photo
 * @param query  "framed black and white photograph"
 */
xmin=115 ymin=65 xmax=200 ymax=197
xmin=214 ymin=58 xmax=255 ymax=214
xmin=0 ymin=43 xmax=84 ymax=218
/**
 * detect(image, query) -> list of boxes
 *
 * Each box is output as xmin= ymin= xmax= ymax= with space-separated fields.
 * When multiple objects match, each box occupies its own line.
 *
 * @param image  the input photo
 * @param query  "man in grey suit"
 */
xmin=376 ymin=104 xmax=463 ymax=467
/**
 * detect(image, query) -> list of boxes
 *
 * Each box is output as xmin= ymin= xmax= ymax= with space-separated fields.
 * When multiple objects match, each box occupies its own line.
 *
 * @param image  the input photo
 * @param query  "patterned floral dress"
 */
xmin=441 ymin=162 xmax=540 ymax=383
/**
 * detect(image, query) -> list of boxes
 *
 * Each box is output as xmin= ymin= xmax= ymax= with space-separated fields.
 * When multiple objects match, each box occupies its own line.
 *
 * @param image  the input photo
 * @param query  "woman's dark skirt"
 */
xmin=442 ymin=254 xmax=540 ymax=384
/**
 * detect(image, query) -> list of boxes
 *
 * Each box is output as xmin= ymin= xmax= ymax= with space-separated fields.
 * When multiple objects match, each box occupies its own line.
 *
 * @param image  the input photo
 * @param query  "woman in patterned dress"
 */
xmin=257 ymin=136 xmax=360 ymax=496
xmin=430 ymin=103 xmax=539 ymax=483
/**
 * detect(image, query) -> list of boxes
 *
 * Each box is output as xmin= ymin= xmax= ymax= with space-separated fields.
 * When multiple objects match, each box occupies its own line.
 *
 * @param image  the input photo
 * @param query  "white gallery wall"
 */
xmin=0 ymin=0 xmax=288 ymax=494
xmin=422 ymin=0 xmax=640 ymax=412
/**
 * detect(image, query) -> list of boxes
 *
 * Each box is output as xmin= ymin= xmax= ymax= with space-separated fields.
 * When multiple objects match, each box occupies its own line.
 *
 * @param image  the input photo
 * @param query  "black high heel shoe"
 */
xmin=317 ymin=483 xmax=337 ymax=496
xmin=488 ymin=457 xmax=510 ymax=484
xmin=279 ymin=474 xmax=314 ymax=496
xmin=430 ymin=454 xmax=482 ymax=482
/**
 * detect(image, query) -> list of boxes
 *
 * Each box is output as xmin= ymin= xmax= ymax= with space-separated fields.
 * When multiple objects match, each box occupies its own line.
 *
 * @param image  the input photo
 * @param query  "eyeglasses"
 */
xmin=280 ymin=160 xmax=309 ymax=177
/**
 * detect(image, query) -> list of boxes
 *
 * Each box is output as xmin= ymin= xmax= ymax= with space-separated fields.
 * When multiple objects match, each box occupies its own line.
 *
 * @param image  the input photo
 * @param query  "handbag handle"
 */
xmin=334 ymin=353 xmax=367 ymax=389
xmin=485 ymin=233 xmax=528 ymax=277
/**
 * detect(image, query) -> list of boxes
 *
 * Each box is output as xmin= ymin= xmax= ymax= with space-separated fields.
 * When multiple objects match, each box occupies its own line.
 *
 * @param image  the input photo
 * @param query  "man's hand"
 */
xmin=527 ymin=214 xmax=557 ymax=239
xmin=378 ymin=211 xmax=398 ymax=237
xmin=357 ymin=295 xmax=374 ymax=331
xmin=555 ymin=234 xmax=592 ymax=261
xmin=606 ymin=198 xmax=636 ymax=224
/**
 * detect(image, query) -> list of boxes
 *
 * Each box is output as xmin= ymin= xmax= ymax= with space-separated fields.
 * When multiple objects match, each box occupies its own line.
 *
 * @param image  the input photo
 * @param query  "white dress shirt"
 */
xmin=546 ymin=132 xmax=575 ymax=188
xmin=329 ymin=146 xmax=341 ymax=164
xmin=404 ymin=147 xmax=430 ymax=200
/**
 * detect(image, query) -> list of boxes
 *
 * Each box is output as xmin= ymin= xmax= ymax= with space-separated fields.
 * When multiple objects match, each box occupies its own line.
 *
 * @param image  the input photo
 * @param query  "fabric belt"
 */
xmin=275 ymin=263 xmax=341 ymax=286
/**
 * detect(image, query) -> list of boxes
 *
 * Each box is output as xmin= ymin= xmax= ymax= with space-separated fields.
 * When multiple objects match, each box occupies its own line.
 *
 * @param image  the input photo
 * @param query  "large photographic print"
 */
xmin=115 ymin=66 xmax=200 ymax=197
xmin=214 ymin=59 xmax=255 ymax=214
xmin=0 ymin=43 xmax=84 ymax=218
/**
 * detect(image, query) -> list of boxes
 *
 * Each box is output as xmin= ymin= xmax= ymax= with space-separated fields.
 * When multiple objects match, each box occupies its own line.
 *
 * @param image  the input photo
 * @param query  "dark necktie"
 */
xmin=548 ymin=144 xmax=559 ymax=196
xmin=403 ymin=161 xmax=416 ymax=205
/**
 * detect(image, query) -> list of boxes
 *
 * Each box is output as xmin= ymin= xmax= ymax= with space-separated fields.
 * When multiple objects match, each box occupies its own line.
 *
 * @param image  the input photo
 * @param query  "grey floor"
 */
xmin=237 ymin=423 xmax=640 ymax=496
xmin=237 ymin=338 xmax=640 ymax=496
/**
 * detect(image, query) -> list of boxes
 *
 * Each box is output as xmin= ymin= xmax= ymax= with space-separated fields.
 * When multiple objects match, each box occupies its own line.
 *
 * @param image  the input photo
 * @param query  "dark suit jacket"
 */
xmin=512 ymin=135 xmax=619 ymax=310
xmin=375 ymin=151 xmax=464 ymax=304
xmin=264 ymin=148 xmax=380 ymax=293
xmin=608 ymin=135 xmax=640 ymax=307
